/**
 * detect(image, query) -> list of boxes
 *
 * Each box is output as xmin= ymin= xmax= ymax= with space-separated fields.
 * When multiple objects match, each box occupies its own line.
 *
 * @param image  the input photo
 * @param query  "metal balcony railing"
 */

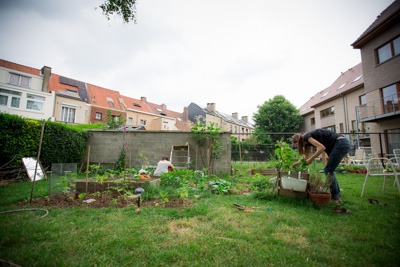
xmin=356 ymin=94 xmax=400 ymax=121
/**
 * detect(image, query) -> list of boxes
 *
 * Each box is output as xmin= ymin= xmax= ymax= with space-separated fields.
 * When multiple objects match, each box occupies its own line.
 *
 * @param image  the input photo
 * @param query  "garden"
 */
xmin=1 ymin=141 xmax=400 ymax=266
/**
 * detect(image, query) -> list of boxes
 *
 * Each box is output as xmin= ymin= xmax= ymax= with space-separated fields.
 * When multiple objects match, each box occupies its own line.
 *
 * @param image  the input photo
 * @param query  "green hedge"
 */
xmin=0 ymin=113 xmax=89 ymax=168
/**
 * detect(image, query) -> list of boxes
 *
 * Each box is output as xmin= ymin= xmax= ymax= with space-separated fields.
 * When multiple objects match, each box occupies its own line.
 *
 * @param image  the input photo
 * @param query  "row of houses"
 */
xmin=299 ymin=0 xmax=400 ymax=155
xmin=0 ymin=59 xmax=254 ymax=140
xmin=1 ymin=1 xmax=399 ymax=154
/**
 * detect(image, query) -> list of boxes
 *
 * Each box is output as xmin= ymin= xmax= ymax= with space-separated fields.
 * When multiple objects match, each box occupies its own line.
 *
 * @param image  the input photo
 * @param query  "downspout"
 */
xmin=340 ymin=94 xmax=349 ymax=133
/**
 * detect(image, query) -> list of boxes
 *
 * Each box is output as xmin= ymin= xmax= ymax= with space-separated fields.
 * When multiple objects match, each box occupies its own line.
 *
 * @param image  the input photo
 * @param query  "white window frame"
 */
xmin=61 ymin=105 xmax=76 ymax=123
xmin=8 ymin=72 xmax=32 ymax=88
xmin=95 ymin=112 xmax=102 ymax=120
xmin=26 ymin=94 xmax=45 ymax=111
xmin=0 ymin=89 xmax=22 ymax=108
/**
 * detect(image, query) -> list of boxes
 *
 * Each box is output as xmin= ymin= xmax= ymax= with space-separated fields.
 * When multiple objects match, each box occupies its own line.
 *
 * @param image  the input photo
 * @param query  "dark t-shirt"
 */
xmin=303 ymin=129 xmax=342 ymax=155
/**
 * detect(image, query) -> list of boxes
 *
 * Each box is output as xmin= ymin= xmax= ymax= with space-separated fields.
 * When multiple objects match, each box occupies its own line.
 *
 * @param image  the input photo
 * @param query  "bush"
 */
xmin=0 ymin=113 xmax=88 ymax=168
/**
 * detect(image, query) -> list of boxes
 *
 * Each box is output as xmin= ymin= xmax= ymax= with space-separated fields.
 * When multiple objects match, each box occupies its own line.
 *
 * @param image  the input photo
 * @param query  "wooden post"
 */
xmin=86 ymin=145 xmax=90 ymax=194
xmin=30 ymin=120 xmax=45 ymax=203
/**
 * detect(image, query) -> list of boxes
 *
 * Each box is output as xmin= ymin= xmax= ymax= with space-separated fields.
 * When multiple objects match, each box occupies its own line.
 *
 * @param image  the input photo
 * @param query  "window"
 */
xmin=351 ymin=120 xmax=356 ymax=132
xmin=8 ymin=73 xmax=31 ymax=88
xmin=376 ymin=36 xmax=400 ymax=64
xmin=323 ymin=126 xmax=336 ymax=132
xmin=106 ymin=97 xmax=114 ymax=108
xmin=352 ymin=75 xmax=362 ymax=83
xmin=0 ymin=89 xmax=22 ymax=108
xmin=339 ymin=123 xmax=344 ymax=133
xmin=128 ymin=117 xmax=133 ymax=124
xmin=61 ymin=106 xmax=76 ymax=123
xmin=320 ymin=106 xmax=335 ymax=118
xmin=140 ymin=119 xmax=147 ymax=126
xmin=95 ymin=112 xmax=102 ymax=120
xmin=381 ymin=83 xmax=399 ymax=113
xmin=133 ymin=103 xmax=141 ymax=107
xmin=359 ymin=94 xmax=366 ymax=105
xmin=310 ymin=117 xmax=315 ymax=125
xmin=26 ymin=94 xmax=45 ymax=111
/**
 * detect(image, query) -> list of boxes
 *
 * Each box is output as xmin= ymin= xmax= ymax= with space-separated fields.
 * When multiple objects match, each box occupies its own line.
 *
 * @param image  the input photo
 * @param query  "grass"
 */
xmin=1 ymin=170 xmax=400 ymax=266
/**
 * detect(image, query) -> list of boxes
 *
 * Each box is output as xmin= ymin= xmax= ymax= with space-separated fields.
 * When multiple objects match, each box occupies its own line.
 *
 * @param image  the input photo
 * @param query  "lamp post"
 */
xmin=135 ymin=187 xmax=145 ymax=208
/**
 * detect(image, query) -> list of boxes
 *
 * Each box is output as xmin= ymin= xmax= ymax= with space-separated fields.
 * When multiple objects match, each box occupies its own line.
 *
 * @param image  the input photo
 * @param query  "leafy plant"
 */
xmin=191 ymin=120 xmax=223 ymax=174
xmin=308 ymin=165 xmax=330 ymax=194
xmin=208 ymin=179 xmax=231 ymax=194
xmin=274 ymin=140 xmax=305 ymax=172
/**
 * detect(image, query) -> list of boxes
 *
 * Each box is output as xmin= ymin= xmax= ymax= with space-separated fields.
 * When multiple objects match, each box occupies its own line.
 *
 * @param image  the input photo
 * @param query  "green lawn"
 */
xmin=1 ymin=171 xmax=399 ymax=266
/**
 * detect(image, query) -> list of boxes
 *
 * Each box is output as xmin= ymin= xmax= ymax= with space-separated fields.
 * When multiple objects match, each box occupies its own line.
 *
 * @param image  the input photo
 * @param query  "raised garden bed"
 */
xmin=74 ymin=178 xmax=160 ymax=193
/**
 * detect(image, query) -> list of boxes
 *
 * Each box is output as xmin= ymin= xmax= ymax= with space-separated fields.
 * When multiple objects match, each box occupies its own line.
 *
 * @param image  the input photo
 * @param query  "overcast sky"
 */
xmin=0 ymin=0 xmax=394 ymax=122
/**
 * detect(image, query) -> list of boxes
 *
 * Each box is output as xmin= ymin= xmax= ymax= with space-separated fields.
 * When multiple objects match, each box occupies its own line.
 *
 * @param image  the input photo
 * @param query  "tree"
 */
xmin=100 ymin=0 xmax=137 ymax=23
xmin=253 ymin=95 xmax=303 ymax=144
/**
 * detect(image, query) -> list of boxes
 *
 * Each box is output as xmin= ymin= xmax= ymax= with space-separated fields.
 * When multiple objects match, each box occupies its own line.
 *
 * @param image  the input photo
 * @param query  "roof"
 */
xmin=119 ymin=95 xmax=153 ymax=114
xmin=86 ymin=83 xmax=124 ymax=110
xmin=0 ymin=59 xmax=41 ymax=76
xmin=48 ymin=73 xmax=82 ymax=100
xmin=352 ymin=0 xmax=400 ymax=48
xmin=299 ymin=62 xmax=364 ymax=115
xmin=204 ymin=108 xmax=254 ymax=128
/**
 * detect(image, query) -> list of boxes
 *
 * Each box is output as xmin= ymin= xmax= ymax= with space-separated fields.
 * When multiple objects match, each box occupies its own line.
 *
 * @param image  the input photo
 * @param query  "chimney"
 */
xmin=141 ymin=96 xmax=147 ymax=103
xmin=241 ymin=116 xmax=248 ymax=123
xmin=207 ymin=103 xmax=216 ymax=111
xmin=232 ymin=112 xmax=238 ymax=119
xmin=162 ymin=103 xmax=167 ymax=110
xmin=41 ymin=66 xmax=51 ymax=92
xmin=183 ymin=106 xmax=188 ymax=121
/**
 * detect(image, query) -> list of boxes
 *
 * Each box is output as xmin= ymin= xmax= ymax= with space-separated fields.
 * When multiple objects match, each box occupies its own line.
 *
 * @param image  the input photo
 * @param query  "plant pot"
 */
xmin=281 ymin=176 xmax=307 ymax=192
xmin=308 ymin=191 xmax=331 ymax=206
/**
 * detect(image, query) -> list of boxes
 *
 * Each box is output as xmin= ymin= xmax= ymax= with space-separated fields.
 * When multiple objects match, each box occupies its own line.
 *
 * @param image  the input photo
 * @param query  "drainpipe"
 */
xmin=340 ymin=94 xmax=349 ymax=133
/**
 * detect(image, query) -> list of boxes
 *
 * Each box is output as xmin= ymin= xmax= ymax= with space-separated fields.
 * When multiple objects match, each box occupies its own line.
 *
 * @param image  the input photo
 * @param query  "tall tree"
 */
xmin=253 ymin=95 xmax=303 ymax=144
xmin=100 ymin=0 xmax=137 ymax=23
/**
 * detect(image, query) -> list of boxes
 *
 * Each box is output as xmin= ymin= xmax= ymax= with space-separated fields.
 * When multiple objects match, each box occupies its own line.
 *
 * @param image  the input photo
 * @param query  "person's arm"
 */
xmin=304 ymin=137 xmax=326 ymax=164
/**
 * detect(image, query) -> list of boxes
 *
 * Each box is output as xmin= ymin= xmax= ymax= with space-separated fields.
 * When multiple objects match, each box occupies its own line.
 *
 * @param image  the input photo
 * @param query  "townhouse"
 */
xmin=0 ymin=59 xmax=191 ymax=131
xmin=300 ymin=0 xmax=400 ymax=155
xmin=188 ymin=102 xmax=254 ymax=141
xmin=351 ymin=0 xmax=400 ymax=154
xmin=0 ymin=59 xmax=55 ymax=121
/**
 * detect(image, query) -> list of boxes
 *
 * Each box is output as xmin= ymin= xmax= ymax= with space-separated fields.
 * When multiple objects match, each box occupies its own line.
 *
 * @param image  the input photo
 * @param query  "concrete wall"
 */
xmin=86 ymin=130 xmax=232 ymax=174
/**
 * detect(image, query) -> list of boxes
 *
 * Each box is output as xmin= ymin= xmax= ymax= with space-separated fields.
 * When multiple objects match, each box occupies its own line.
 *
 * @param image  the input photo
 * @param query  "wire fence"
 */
xmin=231 ymin=132 xmax=400 ymax=163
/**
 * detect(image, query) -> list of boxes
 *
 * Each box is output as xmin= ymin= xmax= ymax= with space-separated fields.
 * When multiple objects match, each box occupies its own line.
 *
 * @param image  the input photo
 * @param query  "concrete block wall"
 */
xmin=86 ymin=130 xmax=232 ymax=174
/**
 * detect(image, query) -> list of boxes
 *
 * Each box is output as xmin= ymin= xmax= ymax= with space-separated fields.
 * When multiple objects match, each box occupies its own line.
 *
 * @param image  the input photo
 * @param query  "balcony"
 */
xmin=356 ymin=95 xmax=400 ymax=122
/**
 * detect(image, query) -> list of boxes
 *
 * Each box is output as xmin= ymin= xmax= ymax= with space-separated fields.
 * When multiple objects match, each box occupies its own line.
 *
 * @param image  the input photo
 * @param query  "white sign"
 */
xmin=22 ymin=157 xmax=44 ymax=181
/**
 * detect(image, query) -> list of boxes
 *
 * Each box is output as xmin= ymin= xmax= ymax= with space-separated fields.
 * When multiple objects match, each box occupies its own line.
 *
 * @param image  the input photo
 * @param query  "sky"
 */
xmin=0 ymin=0 xmax=395 ymax=123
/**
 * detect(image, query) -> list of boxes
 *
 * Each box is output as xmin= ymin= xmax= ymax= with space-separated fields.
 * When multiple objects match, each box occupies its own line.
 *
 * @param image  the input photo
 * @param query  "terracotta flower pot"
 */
xmin=308 ymin=191 xmax=331 ymax=206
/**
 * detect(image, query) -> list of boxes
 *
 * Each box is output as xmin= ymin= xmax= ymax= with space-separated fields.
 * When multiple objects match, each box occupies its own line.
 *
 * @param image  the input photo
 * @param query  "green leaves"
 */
xmin=253 ymin=95 xmax=303 ymax=144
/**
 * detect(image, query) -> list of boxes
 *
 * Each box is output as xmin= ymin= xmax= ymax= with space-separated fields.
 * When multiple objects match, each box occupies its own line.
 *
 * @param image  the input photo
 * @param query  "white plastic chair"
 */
xmin=361 ymin=157 xmax=400 ymax=197
xmin=393 ymin=149 xmax=400 ymax=186
xmin=350 ymin=149 xmax=366 ymax=165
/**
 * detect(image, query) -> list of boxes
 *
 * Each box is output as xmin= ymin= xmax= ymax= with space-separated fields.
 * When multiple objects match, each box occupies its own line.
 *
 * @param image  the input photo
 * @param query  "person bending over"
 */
xmin=291 ymin=128 xmax=350 ymax=205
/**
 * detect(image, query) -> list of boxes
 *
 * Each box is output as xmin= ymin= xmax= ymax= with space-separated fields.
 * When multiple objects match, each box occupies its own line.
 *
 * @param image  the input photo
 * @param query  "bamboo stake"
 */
xmin=86 ymin=145 xmax=90 ymax=194
xmin=30 ymin=120 xmax=45 ymax=203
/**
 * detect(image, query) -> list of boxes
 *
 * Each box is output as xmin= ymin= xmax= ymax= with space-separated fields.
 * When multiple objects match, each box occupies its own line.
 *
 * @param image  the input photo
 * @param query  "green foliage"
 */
xmin=99 ymin=0 xmax=137 ymax=23
xmin=274 ymin=140 xmax=304 ymax=172
xmin=104 ymin=110 xmax=125 ymax=129
xmin=0 ymin=114 xmax=88 ymax=168
xmin=253 ymin=95 xmax=303 ymax=144
xmin=191 ymin=121 xmax=223 ymax=173
xmin=208 ymin=178 xmax=232 ymax=194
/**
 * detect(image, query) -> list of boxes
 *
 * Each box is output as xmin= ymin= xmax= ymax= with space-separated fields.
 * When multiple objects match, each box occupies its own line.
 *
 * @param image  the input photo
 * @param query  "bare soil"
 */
xmin=17 ymin=193 xmax=191 ymax=209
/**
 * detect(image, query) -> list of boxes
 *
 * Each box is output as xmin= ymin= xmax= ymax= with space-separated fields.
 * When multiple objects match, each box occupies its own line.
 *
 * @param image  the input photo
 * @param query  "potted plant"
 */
xmin=274 ymin=140 xmax=309 ymax=197
xmin=307 ymin=169 xmax=331 ymax=206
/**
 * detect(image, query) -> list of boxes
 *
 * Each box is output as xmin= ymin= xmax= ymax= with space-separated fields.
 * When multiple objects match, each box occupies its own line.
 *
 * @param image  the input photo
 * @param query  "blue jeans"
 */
xmin=324 ymin=138 xmax=350 ymax=200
